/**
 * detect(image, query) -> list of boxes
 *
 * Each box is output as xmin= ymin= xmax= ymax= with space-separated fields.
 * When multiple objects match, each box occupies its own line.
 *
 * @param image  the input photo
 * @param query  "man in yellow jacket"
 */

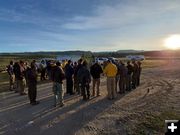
xmin=104 ymin=60 xmax=118 ymax=100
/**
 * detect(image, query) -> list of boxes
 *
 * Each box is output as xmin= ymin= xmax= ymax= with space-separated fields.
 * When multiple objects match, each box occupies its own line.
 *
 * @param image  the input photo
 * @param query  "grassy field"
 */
xmin=0 ymin=54 xmax=56 ymax=72
xmin=0 ymin=72 xmax=9 ymax=92
xmin=141 ymin=59 xmax=169 ymax=68
xmin=0 ymin=54 xmax=54 ymax=93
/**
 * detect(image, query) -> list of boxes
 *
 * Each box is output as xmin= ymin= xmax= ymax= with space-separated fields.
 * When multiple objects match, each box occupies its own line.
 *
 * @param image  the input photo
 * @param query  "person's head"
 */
xmin=19 ymin=60 xmax=24 ymax=66
xmin=74 ymin=62 xmax=77 ymax=66
xmin=132 ymin=60 xmax=136 ymax=64
xmin=107 ymin=60 xmax=111 ymax=63
xmin=56 ymin=61 xmax=61 ymax=66
xmin=14 ymin=62 xmax=18 ymax=66
xmin=119 ymin=60 xmax=124 ymax=66
xmin=30 ymin=62 xmax=35 ymax=69
xmin=137 ymin=61 xmax=141 ymax=66
xmin=10 ymin=61 xmax=13 ymax=65
xmin=32 ymin=59 xmax=36 ymax=63
xmin=95 ymin=60 xmax=99 ymax=64
xmin=119 ymin=60 xmax=123 ymax=64
xmin=127 ymin=61 xmax=131 ymax=65
xmin=68 ymin=60 xmax=71 ymax=64
xmin=25 ymin=61 xmax=29 ymax=65
xmin=83 ymin=60 xmax=88 ymax=67
xmin=78 ymin=58 xmax=83 ymax=64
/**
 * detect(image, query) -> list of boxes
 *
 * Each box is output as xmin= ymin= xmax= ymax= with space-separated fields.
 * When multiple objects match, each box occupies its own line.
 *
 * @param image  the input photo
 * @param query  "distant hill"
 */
xmin=0 ymin=50 xmax=180 ymax=58
xmin=116 ymin=50 xmax=144 ymax=53
xmin=0 ymin=50 xmax=92 ymax=56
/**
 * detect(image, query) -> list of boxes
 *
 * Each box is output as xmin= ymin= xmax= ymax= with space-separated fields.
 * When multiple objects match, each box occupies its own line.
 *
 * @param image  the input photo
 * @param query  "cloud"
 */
xmin=1 ymin=0 xmax=180 ymax=52
xmin=0 ymin=8 xmax=62 ymax=29
xmin=62 ymin=0 xmax=180 ymax=30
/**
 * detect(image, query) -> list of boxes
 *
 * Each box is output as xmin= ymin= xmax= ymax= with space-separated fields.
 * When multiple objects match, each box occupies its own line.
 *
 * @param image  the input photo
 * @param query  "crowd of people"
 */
xmin=6 ymin=58 xmax=142 ymax=107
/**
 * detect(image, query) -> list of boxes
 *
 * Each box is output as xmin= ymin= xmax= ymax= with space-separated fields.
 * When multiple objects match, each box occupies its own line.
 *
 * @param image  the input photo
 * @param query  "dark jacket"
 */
xmin=77 ymin=66 xmax=91 ymax=84
xmin=26 ymin=68 xmax=37 ymax=84
xmin=127 ymin=64 xmax=134 ymax=75
xmin=90 ymin=63 xmax=103 ymax=79
xmin=137 ymin=65 xmax=142 ymax=75
xmin=65 ymin=64 xmax=74 ymax=78
xmin=133 ymin=63 xmax=139 ymax=75
xmin=13 ymin=62 xmax=19 ymax=78
xmin=119 ymin=64 xmax=128 ymax=78
xmin=16 ymin=64 xmax=25 ymax=80
xmin=52 ymin=66 xmax=65 ymax=83
xmin=74 ymin=64 xmax=82 ymax=77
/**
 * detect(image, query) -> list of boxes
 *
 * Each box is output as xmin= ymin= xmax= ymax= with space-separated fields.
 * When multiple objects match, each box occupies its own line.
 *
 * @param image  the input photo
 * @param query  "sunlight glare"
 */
xmin=165 ymin=35 xmax=180 ymax=50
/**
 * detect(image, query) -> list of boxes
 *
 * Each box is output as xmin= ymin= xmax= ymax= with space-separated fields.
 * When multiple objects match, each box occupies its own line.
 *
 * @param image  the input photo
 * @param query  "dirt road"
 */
xmin=0 ymin=60 xmax=180 ymax=135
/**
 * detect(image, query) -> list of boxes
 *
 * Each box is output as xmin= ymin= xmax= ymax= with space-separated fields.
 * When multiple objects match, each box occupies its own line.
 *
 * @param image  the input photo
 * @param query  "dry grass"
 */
xmin=129 ymin=110 xmax=180 ymax=135
xmin=141 ymin=59 xmax=169 ymax=69
xmin=0 ymin=72 xmax=9 ymax=92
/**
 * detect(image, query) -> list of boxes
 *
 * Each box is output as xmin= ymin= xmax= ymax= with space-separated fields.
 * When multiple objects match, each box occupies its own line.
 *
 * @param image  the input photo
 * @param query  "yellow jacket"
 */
xmin=62 ymin=61 xmax=67 ymax=69
xmin=104 ymin=63 xmax=117 ymax=77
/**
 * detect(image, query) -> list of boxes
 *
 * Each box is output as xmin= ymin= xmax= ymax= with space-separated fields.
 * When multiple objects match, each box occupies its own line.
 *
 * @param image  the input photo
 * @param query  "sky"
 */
xmin=0 ymin=0 xmax=180 ymax=52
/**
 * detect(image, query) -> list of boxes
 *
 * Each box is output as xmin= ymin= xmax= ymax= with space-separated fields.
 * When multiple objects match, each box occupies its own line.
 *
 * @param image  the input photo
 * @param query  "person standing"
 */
xmin=126 ymin=61 xmax=133 ymax=91
xmin=118 ymin=62 xmax=128 ymax=94
xmin=51 ymin=61 xmax=65 ymax=107
xmin=17 ymin=60 xmax=26 ymax=95
xmin=74 ymin=59 xmax=83 ymax=94
xmin=77 ymin=61 xmax=91 ymax=100
xmin=26 ymin=62 xmax=39 ymax=105
xmin=65 ymin=60 xmax=74 ymax=95
xmin=7 ymin=61 xmax=15 ymax=91
xmin=137 ymin=61 xmax=142 ymax=86
xmin=40 ymin=61 xmax=46 ymax=81
xmin=104 ymin=60 xmax=117 ymax=100
xmin=13 ymin=62 xmax=19 ymax=93
xmin=46 ymin=61 xmax=52 ymax=80
xmin=132 ymin=60 xmax=138 ymax=89
xmin=114 ymin=61 xmax=120 ymax=93
xmin=73 ymin=62 xmax=78 ymax=92
xmin=90 ymin=61 xmax=103 ymax=96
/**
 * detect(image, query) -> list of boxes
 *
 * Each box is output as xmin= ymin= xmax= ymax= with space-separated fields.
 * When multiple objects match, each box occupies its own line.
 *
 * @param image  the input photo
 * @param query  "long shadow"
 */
xmin=41 ymin=96 xmax=126 ymax=135
xmin=1 ymin=84 xmax=137 ymax=135
xmin=0 ymin=94 xmax=82 ymax=135
xmin=0 ymin=92 xmax=19 ymax=102
xmin=1 ymin=94 xmax=83 ymax=135
xmin=0 ymin=81 xmax=52 ymax=99
xmin=0 ymin=92 xmax=80 ymax=113
xmin=14 ymin=93 xmax=129 ymax=135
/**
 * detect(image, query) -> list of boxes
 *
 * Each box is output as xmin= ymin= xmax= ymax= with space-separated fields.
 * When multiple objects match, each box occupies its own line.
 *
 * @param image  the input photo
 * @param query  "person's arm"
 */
xmin=87 ymin=70 xmax=91 ymax=84
xmin=103 ymin=65 xmax=107 ymax=75
xmin=60 ymin=67 xmax=65 ymax=80
xmin=51 ymin=68 xmax=55 ymax=82
xmin=115 ymin=65 xmax=118 ymax=75
xmin=99 ymin=66 xmax=103 ymax=74
xmin=90 ymin=66 xmax=93 ymax=75
xmin=7 ymin=66 xmax=11 ymax=76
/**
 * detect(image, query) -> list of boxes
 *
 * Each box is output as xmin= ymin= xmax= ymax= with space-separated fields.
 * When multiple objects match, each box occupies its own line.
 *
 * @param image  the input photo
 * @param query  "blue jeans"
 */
xmin=53 ymin=82 xmax=64 ymax=106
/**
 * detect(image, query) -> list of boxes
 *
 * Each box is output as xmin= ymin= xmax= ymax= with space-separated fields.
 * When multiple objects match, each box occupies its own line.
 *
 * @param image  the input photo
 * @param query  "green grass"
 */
xmin=0 ymin=72 xmax=9 ymax=93
xmin=0 ymin=72 xmax=9 ymax=83
xmin=0 ymin=54 xmax=56 ymax=71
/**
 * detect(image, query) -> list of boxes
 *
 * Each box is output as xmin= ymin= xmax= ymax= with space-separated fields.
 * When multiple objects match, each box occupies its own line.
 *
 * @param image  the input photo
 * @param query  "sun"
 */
xmin=164 ymin=35 xmax=180 ymax=50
